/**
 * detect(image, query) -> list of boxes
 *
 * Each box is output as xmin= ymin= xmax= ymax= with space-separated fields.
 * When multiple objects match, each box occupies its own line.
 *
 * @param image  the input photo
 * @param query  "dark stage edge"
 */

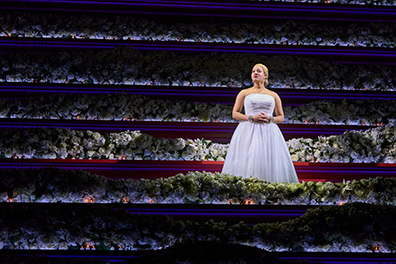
xmin=2 ymin=82 xmax=396 ymax=106
xmin=2 ymin=159 xmax=396 ymax=182
xmin=5 ymin=203 xmax=314 ymax=225
xmin=6 ymin=250 xmax=396 ymax=264
xmin=0 ymin=118 xmax=377 ymax=142
xmin=1 ymin=38 xmax=395 ymax=64
xmin=1 ymin=0 xmax=396 ymax=22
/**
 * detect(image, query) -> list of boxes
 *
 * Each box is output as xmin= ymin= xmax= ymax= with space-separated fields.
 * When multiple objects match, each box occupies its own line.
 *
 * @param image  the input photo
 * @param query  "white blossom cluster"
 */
xmin=1 ymin=48 xmax=395 ymax=90
xmin=1 ymin=168 xmax=396 ymax=206
xmin=2 ymin=12 xmax=396 ymax=47
xmin=287 ymin=125 xmax=396 ymax=163
xmin=1 ymin=170 xmax=396 ymax=252
xmin=283 ymin=98 xmax=396 ymax=125
xmin=1 ymin=125 xmax=396 ymax=163
xmin=1 ymin=94 xmax=395 ymax=126
xmin=1 ymin=201 xmax=396 ymax=253
xmin=0 ymin=93 xmax=233 ymax=122
xmin=0 ymin=128 xmax=228 ymax=161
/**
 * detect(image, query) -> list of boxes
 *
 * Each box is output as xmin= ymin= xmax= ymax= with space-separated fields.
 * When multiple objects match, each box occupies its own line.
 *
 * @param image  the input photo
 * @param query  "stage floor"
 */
xmin=2 ymin=159 xmax=395 ymax=182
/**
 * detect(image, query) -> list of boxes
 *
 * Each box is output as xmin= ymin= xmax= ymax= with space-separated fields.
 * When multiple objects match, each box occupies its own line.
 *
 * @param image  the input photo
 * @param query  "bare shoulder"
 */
xmin=267 ymin=90 xmax=281 ymax=100
xmin=237 ymin=87 xmax=253 ymax=97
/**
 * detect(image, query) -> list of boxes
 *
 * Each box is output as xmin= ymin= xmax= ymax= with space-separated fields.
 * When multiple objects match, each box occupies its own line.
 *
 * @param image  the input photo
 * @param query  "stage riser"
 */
xmin=0 ymin=119 xmax=375 ymax=142
xmin=7 ymin=251 xmax=396 ymax=264
xmin=2 ymin=83 xmax=396 ymax=106
xmin=2 ymin=160 xmax=396 ymax=182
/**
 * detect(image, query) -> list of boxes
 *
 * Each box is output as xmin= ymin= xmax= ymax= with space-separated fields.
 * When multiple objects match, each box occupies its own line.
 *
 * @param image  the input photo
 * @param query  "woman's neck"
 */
xmin=253 ymin=82 xmax=266 ymax=91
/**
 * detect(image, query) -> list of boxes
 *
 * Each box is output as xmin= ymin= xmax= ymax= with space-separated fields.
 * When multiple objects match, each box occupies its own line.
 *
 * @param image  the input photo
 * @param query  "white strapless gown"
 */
xmin=222 ymin=94 xmax=299 ymax=183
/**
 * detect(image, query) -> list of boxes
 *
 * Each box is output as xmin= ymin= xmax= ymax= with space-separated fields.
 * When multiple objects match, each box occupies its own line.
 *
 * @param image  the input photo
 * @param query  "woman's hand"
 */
xmin=253 ymin=112 xmax=272 ymax=123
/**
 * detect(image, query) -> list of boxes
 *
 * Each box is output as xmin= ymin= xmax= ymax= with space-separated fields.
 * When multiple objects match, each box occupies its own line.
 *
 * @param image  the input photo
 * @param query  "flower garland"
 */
xmin=287 ymin=125 xmax=396 ymax=163
xmin=0 ymin=93 xmax=234 ymax=123
xmin=1 ymin=47 xmax=395 ymax=90
xmin=2 ymin=168 xmax=396 ymax=205
xmin=283 ymin=98 xmax=396 ymax=126
xmin=2 ymin=11 xmax=396 ymax=47
xmin=1 ymin=125 xmax=396 ymax=163
xmin=1 ymin=93 xmax=395 ymax=126
xmin=0 ymin=128 xmax=228 ymax=161
xmin=0 ymin=202 xmax=395 ymax=252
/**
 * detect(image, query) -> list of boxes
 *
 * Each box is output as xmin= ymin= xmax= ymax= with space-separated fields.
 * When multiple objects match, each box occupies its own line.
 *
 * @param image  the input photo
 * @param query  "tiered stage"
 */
xmin=2 ymin=0 xmax=396 ymax=263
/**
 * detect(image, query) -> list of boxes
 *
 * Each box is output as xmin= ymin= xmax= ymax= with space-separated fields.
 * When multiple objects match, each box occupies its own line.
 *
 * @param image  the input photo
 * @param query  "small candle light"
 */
xmin=338 ymin=201 xmax=345 ymax=205
xmin=86 ymin=244 xmax=90 ymax=250
xmin=119 ymin=246 xmax=123 ymax=251
xmin=92 ymin=245 xmax=96 ymax=250
xmin=123 ymin=197 xmax=129 ymax=204
xmin=373 ymin=245 xmax=380 ymax=252
xmin=148 ymin=199 xmax=154 ymax=204
xmin=80 ymin=246 xmax=84 ymax=250
xmin=244 ymin=199 xmax=254 ymax=205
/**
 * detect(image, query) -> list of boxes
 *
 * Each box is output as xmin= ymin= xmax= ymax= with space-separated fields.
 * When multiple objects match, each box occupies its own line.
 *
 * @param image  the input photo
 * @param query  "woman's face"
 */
xmin=251 ymin=66 xmax=267 ymax=83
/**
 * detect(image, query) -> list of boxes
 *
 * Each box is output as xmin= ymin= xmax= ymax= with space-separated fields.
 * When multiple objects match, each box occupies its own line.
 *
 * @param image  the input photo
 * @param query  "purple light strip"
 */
xmin=3 ymin=40 xmax=396 ymax=60
xmin=2 ymin=84 xmax=396 ymax=101
xmin=2 ymin=0 xmax=396 ymax=22
xmin=2 ymin=162 xmax=396 ymax=175
xmin=0 ymin=122 xmax=370 ymax=134
xmin=279 ymin=255 xmax=396 ymax=264
xmin=16 ymin=252 xmax=396 ymax=263
xmin=7 ymin=0 xmax=396 ymax=13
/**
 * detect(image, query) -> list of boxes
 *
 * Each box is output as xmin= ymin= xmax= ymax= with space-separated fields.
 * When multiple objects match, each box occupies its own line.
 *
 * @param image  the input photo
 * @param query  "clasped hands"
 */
xmin=252 ymin=112 xmax=272 ymax=123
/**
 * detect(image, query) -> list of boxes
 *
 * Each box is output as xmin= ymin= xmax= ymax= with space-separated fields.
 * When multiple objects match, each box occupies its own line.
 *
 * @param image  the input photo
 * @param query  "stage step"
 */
xmin=8 ymin=249 xmax=396 ymax=263
xmin=1 ymin=38 xmax=395 ymax=64
xmin=2 ymin=83 xmax=396 ymax=106
xmin=0 ymin=119 xmax=375 ymax=142
xmin=2 ymin=159 xmax=395 ymax=182
xmin=1 ymin=0 xmax=396 ymax=22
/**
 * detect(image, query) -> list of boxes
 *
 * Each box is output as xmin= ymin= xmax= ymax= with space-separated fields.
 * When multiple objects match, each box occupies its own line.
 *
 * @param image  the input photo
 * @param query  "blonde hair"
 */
xmin=253 ymin=63 xmax=269 ymax=86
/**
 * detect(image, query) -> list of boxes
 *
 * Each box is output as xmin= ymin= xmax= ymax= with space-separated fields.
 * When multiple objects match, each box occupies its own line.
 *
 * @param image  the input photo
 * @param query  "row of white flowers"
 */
xmin=2 ymin=168 xmax=396 ymax=205
xmin=0 ymin=128 xmax=227 ymax=161
xmin=2 ymin=11 xmax=396 ymax=47
xmin=1 ymin=125 xmax=395 ymax=163
xmin=1 ymin=198 xmax=396 ymax=252
xmin=1 ymin=93 xmax=395 ymax=126
xmin=1 ymin=47 xmax=395 ymax=90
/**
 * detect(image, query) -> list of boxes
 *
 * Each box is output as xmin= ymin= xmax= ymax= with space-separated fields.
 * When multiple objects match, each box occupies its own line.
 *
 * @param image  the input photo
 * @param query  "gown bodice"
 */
xmin=244 ymin=93 xmax=275 ymax=117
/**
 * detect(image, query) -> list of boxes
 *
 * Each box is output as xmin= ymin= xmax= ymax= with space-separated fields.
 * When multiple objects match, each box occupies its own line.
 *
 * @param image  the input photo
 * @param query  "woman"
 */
xmin=222 ymin=63 xmax=299 ymax=183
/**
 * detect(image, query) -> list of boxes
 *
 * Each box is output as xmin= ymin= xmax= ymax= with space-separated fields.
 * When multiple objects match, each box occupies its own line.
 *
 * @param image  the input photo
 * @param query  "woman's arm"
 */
xmin=232 ymin=90 xmax=249 ymax=121
xmin=272 ymin=93 xmax=285 ymax=124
